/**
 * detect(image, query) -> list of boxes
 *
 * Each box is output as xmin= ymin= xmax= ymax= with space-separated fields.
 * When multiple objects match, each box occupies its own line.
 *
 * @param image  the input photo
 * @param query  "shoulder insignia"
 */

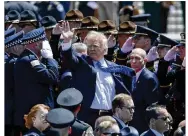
xmin=30 ymin=60 xmax=40 ymax=67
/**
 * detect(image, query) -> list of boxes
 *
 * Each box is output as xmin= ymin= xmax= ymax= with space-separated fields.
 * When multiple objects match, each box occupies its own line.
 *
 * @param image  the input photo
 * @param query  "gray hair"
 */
xmin=84 ymin=31 xmax=108 ymax=55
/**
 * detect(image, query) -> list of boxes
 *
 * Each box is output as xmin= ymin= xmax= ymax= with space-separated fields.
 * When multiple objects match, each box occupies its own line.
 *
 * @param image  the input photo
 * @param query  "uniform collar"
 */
xmin=150 ymin=128 xmax=164 ymax=136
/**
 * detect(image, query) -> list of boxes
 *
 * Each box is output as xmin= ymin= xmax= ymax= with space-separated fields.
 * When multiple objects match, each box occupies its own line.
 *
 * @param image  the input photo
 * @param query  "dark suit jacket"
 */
xmin=14 ymin=49 xmax=59 ymax=127
xmin=140 ymin=129 xmax=157 ymax=136
xmin=61 ymin=48 xmax=131 ymax=122
xmin=113 ymin=116 xmax=128 ymax=130
xmin=129 ymin=68 xmax=160 ymax=133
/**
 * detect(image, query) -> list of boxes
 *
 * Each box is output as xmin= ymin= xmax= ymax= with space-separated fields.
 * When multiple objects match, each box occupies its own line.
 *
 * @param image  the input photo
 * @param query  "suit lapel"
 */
xmin=148 ymin=129 xmax=157 ymax=136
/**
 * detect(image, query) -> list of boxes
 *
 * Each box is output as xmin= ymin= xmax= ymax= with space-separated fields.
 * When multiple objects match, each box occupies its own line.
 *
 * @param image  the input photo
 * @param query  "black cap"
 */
xmin=6 ymin=10 xmax=20 ymax=23
xmin=130 ymin=14 xmax=150 ymax=27
xmin=157 ymin=35 xmax=178 ymax=48
xmin=20 ymin=10 xmax=37 ymax=23
xmin=5 ymin=31 xmax=24 ymax=49
xmin=57 ymin=88 xmax=83 ymax=107
xmin=41 ymin=16 xmax=57 ymax=30
xmin=134 ymin=25 xmax=159 ymax=45
xmin=46 ymin=108 xmax=75 ymax=128
xmin=120 ymin=126 xmax=139 ymax=136
xmin=177 ymin=32 xmax=185 ymax=47
xmin=5 ymin=27 xmax=16 ymax=39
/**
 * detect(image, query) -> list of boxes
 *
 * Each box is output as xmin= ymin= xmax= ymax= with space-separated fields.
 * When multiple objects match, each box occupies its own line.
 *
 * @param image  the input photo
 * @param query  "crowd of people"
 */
xmin=4 ymin=1 xmax=185 ymax=136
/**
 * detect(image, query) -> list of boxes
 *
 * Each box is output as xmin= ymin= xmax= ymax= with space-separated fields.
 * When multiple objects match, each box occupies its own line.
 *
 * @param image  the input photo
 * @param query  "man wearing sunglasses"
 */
xmin=112 ymin=93 xmax=139 ymax=136
xmin=141 ymin=104 xmax=171 ymax=136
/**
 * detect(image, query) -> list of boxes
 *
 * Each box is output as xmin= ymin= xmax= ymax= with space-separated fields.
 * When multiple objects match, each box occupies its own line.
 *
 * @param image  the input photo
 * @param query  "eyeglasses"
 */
xmin=103 ymin=132 xmax=122 ymax=136
xmin=121 ymin=106 xmax=135 ymax=111
xmin=157 ymin=116 xmax=170 ymax=121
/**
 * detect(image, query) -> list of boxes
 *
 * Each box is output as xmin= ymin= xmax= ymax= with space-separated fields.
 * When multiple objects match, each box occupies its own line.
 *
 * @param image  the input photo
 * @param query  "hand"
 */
xmin=61 ymin=21 xmax=73 ymax=43
xmin=121 ymin=37 xmax=134 ymax=53
xmin=164 ymin=46 xmax=177 ymax=61
xmin=107 ymin=35 xmax=116 ymax=48
xmin=41 ymin=40 xmax=53 ymax=59
xmin=52 ymin=23 xmax=64 ymax=35
xmin=146 ymin=46 xmax=159 ymax=62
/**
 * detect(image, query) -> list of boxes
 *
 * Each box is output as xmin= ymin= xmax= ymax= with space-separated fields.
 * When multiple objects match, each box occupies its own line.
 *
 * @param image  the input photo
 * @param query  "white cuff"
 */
xmin=61 ymin=41 xmax=72 ymax=51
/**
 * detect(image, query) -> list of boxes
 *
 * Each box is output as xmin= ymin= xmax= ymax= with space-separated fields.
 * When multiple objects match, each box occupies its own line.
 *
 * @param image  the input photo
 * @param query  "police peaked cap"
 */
xmin=130 ymin=14 xmax=151 ymax=23
xmin=5 ymin=31 xmax=24 ymax=49
xmin=46 ymin=108 xmax=75 ymax=128
xmin=134 ymin=25 xmax=159 ymax=45
xmin=57 ymin=88 xmax=83 ymax=107
xmin=5 ymin=27 xmax=16 ymax=39
xmin=21 ymin=27 xmax=46 ymax=45
xmin=158 ymin=34 xmax=178 ymax=48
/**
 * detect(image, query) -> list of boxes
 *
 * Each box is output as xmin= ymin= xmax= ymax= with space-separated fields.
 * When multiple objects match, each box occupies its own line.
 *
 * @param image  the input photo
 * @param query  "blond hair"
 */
xmin=24 ymin=104 xmax=50 ymax=129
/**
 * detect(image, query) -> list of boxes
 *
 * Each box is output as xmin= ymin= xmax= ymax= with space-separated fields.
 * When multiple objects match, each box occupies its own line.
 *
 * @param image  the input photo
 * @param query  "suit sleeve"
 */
xmin=31 ymin=58 xmax=59 ymax=84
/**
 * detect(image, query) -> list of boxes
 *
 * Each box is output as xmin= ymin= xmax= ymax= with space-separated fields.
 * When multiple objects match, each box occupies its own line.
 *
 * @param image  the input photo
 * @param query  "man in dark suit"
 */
xmin=56 ymin=88 xmax=93 ymax=136
xmin=59 ymin=23 xmax=135 ymax=128
xmin=14 ymin=27 xmax=59 ymax=135
xmin=141 ymin=104 xmax=171 ymax=136
xmin=128 ymin=48 xmax=161 ymax=133
xmin=112 ymin=93 xmax=139 ymax=135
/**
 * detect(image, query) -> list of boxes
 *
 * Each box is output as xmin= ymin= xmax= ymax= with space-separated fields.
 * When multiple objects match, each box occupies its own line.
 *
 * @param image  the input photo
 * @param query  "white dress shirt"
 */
xmin=136 ymin=67 xmax=145 ymax=81
xmin=150 ymin=129 xmax=164 ymax=136
xmin=90 ymin=58 xmax=116 ymax=110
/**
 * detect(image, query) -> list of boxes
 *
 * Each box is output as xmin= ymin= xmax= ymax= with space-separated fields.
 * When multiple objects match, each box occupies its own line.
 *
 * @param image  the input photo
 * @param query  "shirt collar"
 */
xmin=93 ymin=57 xmax=107 ymax=67
xmin=150 ymin=129 xmax=164 ymax=136
xmin=136 ymin=66 xmax=145 ymax=81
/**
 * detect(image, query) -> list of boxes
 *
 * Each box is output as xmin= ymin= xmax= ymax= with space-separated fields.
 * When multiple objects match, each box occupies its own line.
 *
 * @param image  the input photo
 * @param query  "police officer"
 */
xmin=97 ymin=20 xmax=118 ymax=62
xmin=13 ymin=27 xmax=59 ymax=135
xmin=75 ymin=16 xmax=99 ymax=42
xmin=5 ymin=10 xmax=21 ymax=31
xmin=56 ymin=88 xmax=93 ymax=136
xmin=18 ymin=10 xmax=39 ymax=34
xmin=5 ymin=30 xmax=24 ymax=136
xmin=46 ymin=108 xmax=75 ymax=136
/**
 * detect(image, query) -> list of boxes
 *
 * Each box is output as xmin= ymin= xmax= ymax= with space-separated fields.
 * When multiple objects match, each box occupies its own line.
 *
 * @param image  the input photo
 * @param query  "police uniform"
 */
xmin=165 ymin=33 xmax=185 ymax=135
xmin=56 ymin=88 xmax=93 ymax=136
xmin=97 ymin=20 xmax=118 ymax=62
xmin=115 ymin=21 xmax=136 ymax=66
xmin=14 ymin=27 xmax=59 ymax=130
xmin=45 ymin=108 xmax=75 ymax=136
xmin=5 ymin=30 xmax=24 ymax=136
xmin=155 ymin=34 xmax=179 ymax=104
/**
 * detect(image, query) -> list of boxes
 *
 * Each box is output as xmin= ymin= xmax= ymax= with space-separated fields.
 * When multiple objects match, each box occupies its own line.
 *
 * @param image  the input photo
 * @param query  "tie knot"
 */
xmin=96 ymin=61 xmax=102 ymax=68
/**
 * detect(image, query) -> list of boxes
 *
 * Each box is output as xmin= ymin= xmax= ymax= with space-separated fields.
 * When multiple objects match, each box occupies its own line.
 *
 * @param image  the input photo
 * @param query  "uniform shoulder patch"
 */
xmin=30 ymin=60 xmax=40 ymax=67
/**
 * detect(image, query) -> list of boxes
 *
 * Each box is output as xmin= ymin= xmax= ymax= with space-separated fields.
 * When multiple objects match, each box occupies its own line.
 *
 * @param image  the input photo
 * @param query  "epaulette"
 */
xmin=76 ymin=119 xmax=90 ymax=127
